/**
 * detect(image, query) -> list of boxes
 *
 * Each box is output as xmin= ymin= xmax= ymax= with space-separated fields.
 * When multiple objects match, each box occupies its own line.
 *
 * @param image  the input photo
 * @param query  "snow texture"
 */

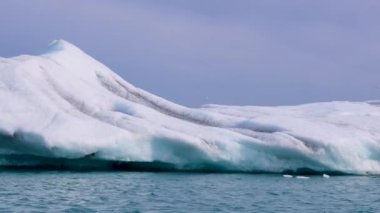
xmin=0 ymin=40 xmax=380 ymax=174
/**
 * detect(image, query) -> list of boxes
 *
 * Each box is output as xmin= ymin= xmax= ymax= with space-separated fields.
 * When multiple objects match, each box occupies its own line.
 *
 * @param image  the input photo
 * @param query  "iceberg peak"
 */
xmin=42 ymin=39 xmax=84 ymax=55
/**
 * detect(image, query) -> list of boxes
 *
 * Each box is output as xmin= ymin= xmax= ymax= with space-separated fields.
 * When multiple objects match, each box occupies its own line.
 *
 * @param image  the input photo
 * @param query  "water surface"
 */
xmin=0 ymin=172 xmax=378 ymax=212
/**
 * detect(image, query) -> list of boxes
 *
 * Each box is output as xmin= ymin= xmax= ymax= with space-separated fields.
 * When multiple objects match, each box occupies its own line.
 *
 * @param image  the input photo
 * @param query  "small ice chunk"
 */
xmin=296 ymin=176 xmax=310 ymax=179
xmin=283 ymin=174 xmax=293 ymax=178
xmin=323 ymin=174 xmax=330 ymax=178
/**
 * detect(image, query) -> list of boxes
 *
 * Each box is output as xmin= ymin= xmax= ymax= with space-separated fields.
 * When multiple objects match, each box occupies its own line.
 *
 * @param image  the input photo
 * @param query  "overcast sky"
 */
xmin=0 ymin=0 xmax=379 ymax=106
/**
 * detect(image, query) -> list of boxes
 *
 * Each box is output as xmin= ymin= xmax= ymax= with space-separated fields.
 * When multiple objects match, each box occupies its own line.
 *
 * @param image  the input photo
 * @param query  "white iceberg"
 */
xmin=0 ymin=40 xmax=379 ymax=174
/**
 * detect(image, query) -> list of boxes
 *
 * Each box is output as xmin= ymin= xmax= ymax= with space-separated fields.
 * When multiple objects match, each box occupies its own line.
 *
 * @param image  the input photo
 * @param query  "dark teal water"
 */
xmin=0 ymin=172 xmax=379 ymax=212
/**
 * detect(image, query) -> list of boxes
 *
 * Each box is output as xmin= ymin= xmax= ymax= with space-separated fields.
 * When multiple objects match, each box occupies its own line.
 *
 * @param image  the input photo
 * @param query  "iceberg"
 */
xmin=0 ymin=40 xmax=379 ymax=174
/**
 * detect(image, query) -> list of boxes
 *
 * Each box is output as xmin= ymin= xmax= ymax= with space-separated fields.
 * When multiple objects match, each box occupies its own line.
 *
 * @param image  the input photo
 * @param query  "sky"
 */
xmin=0 ymin=0 xmax=379 ymax=107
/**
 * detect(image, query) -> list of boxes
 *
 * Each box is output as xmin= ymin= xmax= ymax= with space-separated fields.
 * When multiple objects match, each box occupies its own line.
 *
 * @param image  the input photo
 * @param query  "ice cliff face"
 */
xmin=0 ymin=40 xmax=379 ymax=174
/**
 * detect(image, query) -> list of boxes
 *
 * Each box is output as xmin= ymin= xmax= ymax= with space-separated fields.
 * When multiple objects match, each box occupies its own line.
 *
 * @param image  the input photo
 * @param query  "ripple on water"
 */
xmin=0 ymin=172 xmax=379 ymax=212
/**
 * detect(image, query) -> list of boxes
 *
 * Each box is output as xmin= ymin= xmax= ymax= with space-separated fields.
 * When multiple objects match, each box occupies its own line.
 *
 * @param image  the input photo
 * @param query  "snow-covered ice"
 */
xmin=0 ymin=40 xmax=380 ymax=174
